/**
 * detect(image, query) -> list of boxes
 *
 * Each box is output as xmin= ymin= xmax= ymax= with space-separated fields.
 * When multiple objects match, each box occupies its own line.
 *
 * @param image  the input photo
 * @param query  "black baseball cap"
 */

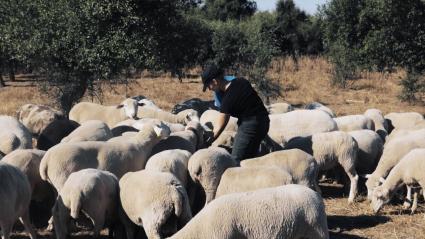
xmin=202 ymin=64 xmax=224 ymax=92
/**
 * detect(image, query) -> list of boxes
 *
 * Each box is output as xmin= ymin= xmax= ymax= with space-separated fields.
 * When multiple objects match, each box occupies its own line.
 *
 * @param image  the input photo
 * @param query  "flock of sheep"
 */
xmin=1 ymin=96 xmax=425 ymax=239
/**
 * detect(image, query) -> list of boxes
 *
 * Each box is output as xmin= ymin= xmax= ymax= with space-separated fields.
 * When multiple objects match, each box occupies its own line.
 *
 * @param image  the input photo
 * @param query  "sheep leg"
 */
xmin=410 ymin=190 xmax=418 ymax=215
xmin=0 ymin=222 xmax=12 ymax=239
xmin=19 ymin=210 xmax=37 ymax=239
xmin=341 ymin=164 xmax=358 ymax=203
xmin=403 ymin=185 xmax=412 ymax=209
xmin=52 ymin=198 xmax=70 ymax=239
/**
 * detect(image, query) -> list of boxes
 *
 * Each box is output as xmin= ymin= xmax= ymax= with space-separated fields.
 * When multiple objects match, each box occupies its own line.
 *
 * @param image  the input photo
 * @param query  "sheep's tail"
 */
xmin=70 ymin=191 xmax=83 ymax=219
xmin=171 ymin=182 xmax=192 ymax=228
xmin=39 ymin=150 xmax=50 ymax=181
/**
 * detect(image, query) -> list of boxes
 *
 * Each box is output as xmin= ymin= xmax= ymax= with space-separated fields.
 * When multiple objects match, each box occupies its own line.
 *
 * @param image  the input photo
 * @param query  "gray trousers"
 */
xmin=232 ymin=114 xmax=270 ymax=162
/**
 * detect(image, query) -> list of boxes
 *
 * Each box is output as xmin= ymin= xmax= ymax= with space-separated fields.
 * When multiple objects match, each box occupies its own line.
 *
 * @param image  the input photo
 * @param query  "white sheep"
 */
xmin=1 ymin=149 xmax=53 ymax=202
xmin=150 ymin=120 xmax=206 ymax=156
xmin=115 ymin=118 xmax=185 ymax=133
xmin=188 ymin=147 xmax=238 ymax=205
xmin=145 ymin=149 xmax=192 ymax=187
xmin=39 ymin=123 xmax=170 ymax=191
xmin=304 ymin=102 xmax=336 ymax=117
xmin=137 ymin=108 xmax=199 ymax=125
xmin=284 ymin=131 xmax=359 ymax=203
xmin=0 ymin=162 xmax=37 ymax=239
xmin=60 ymin=120 xmax=113 ymax=143
xmin=384 ymin=112 xmax=424 ymax=132
xmin=69 ymin=98 xmax=143 ymax=128
xmin=0 ymin=115 xmax=32 ymax=156
xmin=215 ymin=166 xmax=294 ymax=197
xmin=16 ymin=104 xmax=64 ymax=136
xmin=52 ymin=169 xmax=129 ymax=239
xmin=268 ymin=110 xmax=338 ymax=147
xmin=266 ymin=102 xmax=294 ymax=114
xmin=365 ymin=130 xmax=425 ymax=200
xmin=119 ymin=170 xmax=192 ymax=239
xmin=385 ymin=128 xmax=425 ymax=145
xmin=200 ymin=109 xmax=238 ymax=131
xmin=348 ymin=130 xmax=384 ymax=174
xmin=240 ymin=149 xmax=320 ymax=192
xmin=371 ymin=148 xmax=425 ymax=215
xmin=168 ymin=184 xmax=329 ymax=239
xmin=364 ymin=108 xmax=388 ymax=140
xmin=334 ymin=114 xmax=375 ymax=132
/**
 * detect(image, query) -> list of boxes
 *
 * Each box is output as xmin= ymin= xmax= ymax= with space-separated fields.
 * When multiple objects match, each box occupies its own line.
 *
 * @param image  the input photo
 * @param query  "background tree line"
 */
xmin=0 ymin=0 xmax=424 ymax=112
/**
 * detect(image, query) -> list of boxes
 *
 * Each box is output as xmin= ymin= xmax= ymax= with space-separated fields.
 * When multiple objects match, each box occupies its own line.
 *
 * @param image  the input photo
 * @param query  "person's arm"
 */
xmin=213 ymin=112 xmax=230 ymax=141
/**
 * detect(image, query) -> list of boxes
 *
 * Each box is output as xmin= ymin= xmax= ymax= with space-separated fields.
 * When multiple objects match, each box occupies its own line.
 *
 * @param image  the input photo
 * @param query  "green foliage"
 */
xmin=399 ymin=70 xmax=425 ymax=103
xmin=321 ymin=0 xmax=425 ymax=97
xmin=274 ymin=0 xmax=323 ymax=57
xmin=203 ymin=0 xmax=257 ymax=21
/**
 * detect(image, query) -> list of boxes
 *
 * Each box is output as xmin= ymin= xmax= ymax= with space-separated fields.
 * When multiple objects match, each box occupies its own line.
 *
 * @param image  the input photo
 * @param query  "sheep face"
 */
xmin=371 ymin=186 xmax=390 ymax=213
xmin=117 ymin=99 xmax=139 ymax=120
xmin=153 ymin=123 xmax=171 ymax=139
xmin=366 ymin=176 xmax=381 ymax=200
xmin=181 ymin=109 xmax=200 ymax=124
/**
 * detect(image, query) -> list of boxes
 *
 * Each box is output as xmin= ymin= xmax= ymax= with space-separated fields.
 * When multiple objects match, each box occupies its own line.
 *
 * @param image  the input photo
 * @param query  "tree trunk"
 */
xmin=8 ymin=60 xmax=15 ymax=82
xmin=0 ymin=74 xmax=5 ymax=88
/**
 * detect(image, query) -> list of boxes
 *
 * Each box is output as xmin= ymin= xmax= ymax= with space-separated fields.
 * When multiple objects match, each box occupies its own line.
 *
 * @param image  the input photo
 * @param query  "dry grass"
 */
xmin=2 ymin=57 xmax=425 ymax=239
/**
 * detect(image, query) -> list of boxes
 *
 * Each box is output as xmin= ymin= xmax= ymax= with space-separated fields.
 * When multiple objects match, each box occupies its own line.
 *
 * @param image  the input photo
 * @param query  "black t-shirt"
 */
xmin=219 ymin=78 xmax=268 ymax=118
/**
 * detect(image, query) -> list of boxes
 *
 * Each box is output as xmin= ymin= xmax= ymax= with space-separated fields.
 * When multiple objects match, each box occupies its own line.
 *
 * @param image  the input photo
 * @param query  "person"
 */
xmin=202 ymin=64 xmax=270 ymax=162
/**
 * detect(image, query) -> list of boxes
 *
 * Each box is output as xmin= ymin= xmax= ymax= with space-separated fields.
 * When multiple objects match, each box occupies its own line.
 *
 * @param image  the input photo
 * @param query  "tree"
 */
xmin=203 ymin=0 xmax=257 ymax=21
xmin=25 ymin=0 xmax=201 ymax=113
xmin=321 ymin=0 xmax=425 ymax=99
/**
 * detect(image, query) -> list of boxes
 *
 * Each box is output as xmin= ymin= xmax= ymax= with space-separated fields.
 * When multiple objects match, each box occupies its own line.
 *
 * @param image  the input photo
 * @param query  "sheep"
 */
xmin=384 ymin=112 xmax=424 ymax=133
xmin=215 ymin=166 xmax=294 ymax=197
xmin=36 ymin=119 xmax=80 ymax=151
xmin=240 ymin=149 xmax=320 ymax=192
xmin=69 ymin=98 xmax=143 ymax=128
xmin=60 ymin=120 xmax=113 ymax=143
xmin=0 ymin=149 xmax=53 ymax=202
xmin=39 ymin=123 xmax=171 ymax=192
xmin=364 ymin=109 xmax=388 ymax=140
xmin=385 ymin=128 xmax=425 ymax=145
xmin=111 ymin=125 xmax=139 ymax=137
xmin=0 ymin=116 xmax=32 ymax=156
xmin=150 ymin=120 xmax=206 ymax=156
xmin=171 ymin=98 xmax=217 ymax=116
xmin=211 ymin=130 xmax=236 ymax=149
xmin=305 ymin=102 xmax=335 ymax=117
xmin=268 ymin=110 xmax=338 ymax=147
xmin=115 ymin=118 xmax=185 ymax=133
xmin=365 ymin=130 xmax=425 ymax=200
xmin=52 ymin=169 xmax=129 ymax=239
xmin=138 ymin=98 xmax=161 ymax=110
xmin=168 ymin=184 xmax=329 ymax=239
xmin=137 ymin=108 xmax=200 ymax=125
xmin=16 ymin=104 xmax=64 ymax=136
xmin=145 ymin=149 xmax=192 ymax=187
xmin=284 ymin=131 xmax=359 ymax=203
xmin=266 ymin=102 xmax=294 ymax=114
xmin=348 ymin=130 xmax=384 ymax=174
xmin=188 ymin=147 xmax=238 ymax=205
xmin=200 ymin=109 xmax=238 ymax=131
xmin=0 ymin=162 xmax=37 ymax=239
xmin=371 ymin=148 xmax=425 ymax=215
xmin=119 ymin=170 xmax=192 ymax=239
xmin=334 ymin=114 xmax=375 ymax=132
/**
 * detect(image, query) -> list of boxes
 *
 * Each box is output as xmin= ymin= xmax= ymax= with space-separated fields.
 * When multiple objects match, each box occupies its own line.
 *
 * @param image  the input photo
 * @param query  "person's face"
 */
xmin=207 ymin=79 xmax=220 ymax=91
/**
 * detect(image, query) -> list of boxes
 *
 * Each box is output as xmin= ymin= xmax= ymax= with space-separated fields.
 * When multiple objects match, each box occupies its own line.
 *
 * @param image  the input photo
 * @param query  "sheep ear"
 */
xmin=116 ymin=104 xmax=124 ymax=109
xmin=153 ymin=125 xmax=162 ymax=137
xmin=379 ymin=177 xmax=386 ymax=183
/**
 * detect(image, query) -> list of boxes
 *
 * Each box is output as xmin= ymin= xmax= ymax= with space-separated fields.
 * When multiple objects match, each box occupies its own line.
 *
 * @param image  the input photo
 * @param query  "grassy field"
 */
xmin=1 ymin=57 xmax=425 ymax=239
